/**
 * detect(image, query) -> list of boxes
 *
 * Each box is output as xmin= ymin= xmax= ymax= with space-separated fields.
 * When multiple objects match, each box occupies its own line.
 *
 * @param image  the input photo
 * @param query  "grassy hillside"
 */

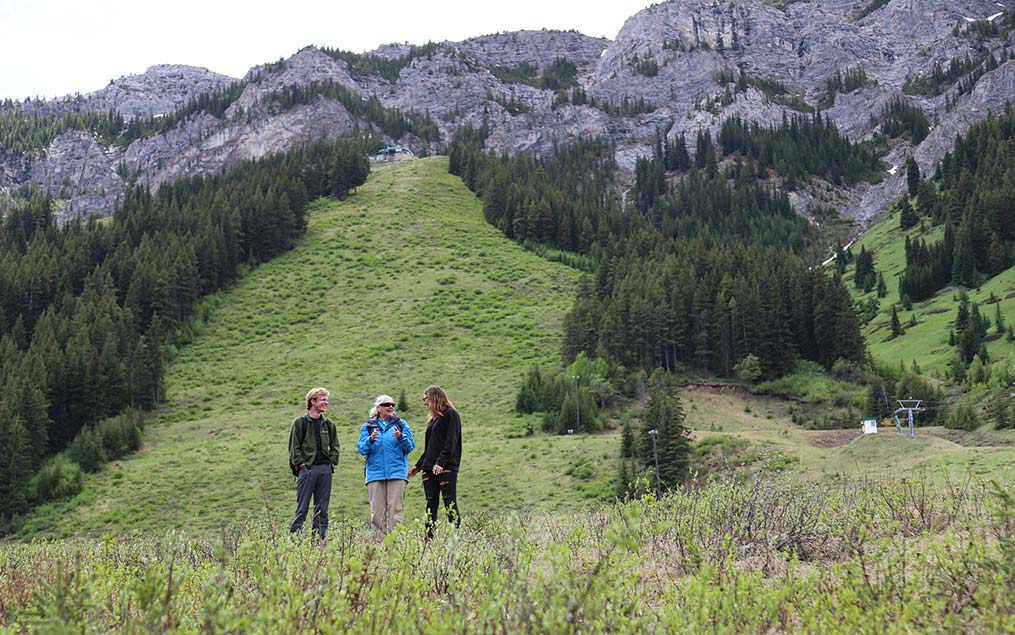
xmin=16 ymin=158 xmax=1014 ymax=541
xmin=845 ymin=206 xmax=1015 ymax=376
xmin=682 ymin=387 xmax=1014 ymax=482
xmin=17 ymin=157 xmax=619 ymax=538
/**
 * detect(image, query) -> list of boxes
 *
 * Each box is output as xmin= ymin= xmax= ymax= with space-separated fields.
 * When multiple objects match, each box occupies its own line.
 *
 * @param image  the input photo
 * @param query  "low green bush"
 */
xmin=66 ymin=426 xmax=106 ymax=473
xmin=28 ymin=455 xmax=83 ymax=504
xmin=95 ymin=410 xmax=143 ymax=460
xmin=3 ymin=475 xmax=1013 ymax=632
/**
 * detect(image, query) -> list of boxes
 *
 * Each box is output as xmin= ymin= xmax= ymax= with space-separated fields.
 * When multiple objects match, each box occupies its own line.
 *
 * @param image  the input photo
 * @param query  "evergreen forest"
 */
xmin=896 ymin=104 xmax=1015 ymax=301
xmin=0 ymin=136 xmax=371 ymax=518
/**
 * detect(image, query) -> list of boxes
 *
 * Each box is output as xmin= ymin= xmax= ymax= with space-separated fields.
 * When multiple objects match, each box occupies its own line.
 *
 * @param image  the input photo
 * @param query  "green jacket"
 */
xmin=289 ymin=414 xmax=340 ymax=470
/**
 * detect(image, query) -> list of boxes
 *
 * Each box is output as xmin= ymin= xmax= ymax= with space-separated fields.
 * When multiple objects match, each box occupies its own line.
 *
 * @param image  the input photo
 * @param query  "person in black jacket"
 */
xmin=408 ymin=385 xmax=462 ymax=539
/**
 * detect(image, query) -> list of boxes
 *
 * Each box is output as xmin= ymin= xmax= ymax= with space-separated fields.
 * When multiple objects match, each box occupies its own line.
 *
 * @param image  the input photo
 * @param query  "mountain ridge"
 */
xmin=1 ymin=0 xmax=1012 ymax=229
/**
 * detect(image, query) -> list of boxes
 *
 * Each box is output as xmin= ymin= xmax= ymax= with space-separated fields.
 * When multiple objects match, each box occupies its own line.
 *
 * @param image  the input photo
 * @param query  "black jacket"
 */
xmin=414 ymin=407 xmax=462 ymax=472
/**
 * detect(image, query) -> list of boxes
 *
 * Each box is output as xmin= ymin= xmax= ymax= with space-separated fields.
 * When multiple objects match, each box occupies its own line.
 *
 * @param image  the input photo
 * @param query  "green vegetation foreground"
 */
xmin=17 ymin=157 xmax=592 ymax=538
xmin=2 ymin=475 xmax=1012 ymax=633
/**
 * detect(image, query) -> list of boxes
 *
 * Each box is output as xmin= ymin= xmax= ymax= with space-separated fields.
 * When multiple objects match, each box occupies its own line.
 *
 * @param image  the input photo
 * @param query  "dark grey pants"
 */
xmin=290 ymin=463 xmax=332 ymax=539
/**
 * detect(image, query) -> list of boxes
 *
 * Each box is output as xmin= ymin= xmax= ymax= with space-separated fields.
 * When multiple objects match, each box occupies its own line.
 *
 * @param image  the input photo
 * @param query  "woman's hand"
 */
xmin=408 ymin=466 xmax=419 ymax=478
xmin=432 ymin=464 xmax=444 ymax=475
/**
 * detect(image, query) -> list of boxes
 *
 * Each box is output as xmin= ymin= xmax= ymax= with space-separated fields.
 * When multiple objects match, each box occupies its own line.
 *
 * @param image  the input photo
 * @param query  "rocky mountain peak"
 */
xmin=1 ymin=0 xmax=1012 ymax=230
xmin=75 ymin=64 xmax=237 ymax=118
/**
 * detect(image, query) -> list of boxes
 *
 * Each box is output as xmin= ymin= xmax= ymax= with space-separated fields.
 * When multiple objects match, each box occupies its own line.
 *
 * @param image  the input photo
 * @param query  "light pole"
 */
xmin=572 ymin=375 xmax=580 ymax=433
xmin=648 ymin=429 xmax=660 ymax=495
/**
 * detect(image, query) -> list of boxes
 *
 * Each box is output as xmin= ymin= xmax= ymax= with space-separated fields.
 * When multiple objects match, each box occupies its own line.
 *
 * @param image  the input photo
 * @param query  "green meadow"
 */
xmin=16 ymin=157 xmax=622 ymax=538
xmin=5 ymin=158 xmax=1015 ymax=634
xmin=845 ymin=206 xmax=1015 ymax=376
xmin=15 ymin=158 xmax=1015 ymax=542
xmin=682 ymin=387 xmax=1014 ymax=483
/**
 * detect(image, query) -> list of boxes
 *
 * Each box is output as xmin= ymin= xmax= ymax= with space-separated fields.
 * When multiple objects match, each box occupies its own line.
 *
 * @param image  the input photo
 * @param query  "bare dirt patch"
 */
xmin=808 ymin=429 xmax=861 ymax=448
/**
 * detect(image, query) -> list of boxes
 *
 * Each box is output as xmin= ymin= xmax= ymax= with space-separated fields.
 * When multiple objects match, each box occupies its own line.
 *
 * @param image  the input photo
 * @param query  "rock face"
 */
xmin=1 ymin=0 xmax=1012 ymax=229
xmin=13 ymin=65 xmax=237 ymax=119
xmin=456 ymin=30 xmax=608 ymax=70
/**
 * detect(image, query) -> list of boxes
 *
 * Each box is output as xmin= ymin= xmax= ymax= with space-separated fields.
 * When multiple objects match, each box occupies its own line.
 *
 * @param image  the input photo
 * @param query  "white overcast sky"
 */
xmin=0 ymin=0 xmax=656 ymax=100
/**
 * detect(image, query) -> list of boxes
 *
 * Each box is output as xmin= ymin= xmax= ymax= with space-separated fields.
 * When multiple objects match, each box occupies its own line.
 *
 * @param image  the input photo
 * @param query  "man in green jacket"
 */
xmin=289 ymin=387 xmax=340 ymax=540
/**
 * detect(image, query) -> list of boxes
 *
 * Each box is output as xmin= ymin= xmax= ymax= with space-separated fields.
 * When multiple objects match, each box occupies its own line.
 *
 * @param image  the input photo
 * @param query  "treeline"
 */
xmin=0 ymin=107 xmax=124 ymax=156
xmin=636 ymin=140 xmax=816 ymax=254
xmin=449 ymin=123 xmax=623 ymax=254
xmin=904 ymin=49 xmax=1009 ymax=98
xmin=717 ymin=112 xmax=883 ymax=187
xmin=564 ymin=235 xmax=864 ymax=378
xmin=450 ymin=116 xmax=865 ymax=386
xmin=552 ymin=88 xmax=657 ymax=116
xmin=488 ymin=58 xmax=579 ymax=91
xmin=260 ymin=80 xmax=441 ymax=144
xmin=0 ymin=83 xmax=248 ymax=156
xmin=0 ymin=136 xmax=371 ymax=518
xmin=117 ymin=81 xmax=248 ymax=146
xmin=823 ymin=66 xmax=869 ymax=98
xmin=710 ymin=69 xmax=812 ymax=114
xmin=897 ymin=103 xmax=1015 ymax=301
xmin=319 ymin=42 xmax=444 ymax=82
xmin=874 ymin=97 xmax=930 ymax=144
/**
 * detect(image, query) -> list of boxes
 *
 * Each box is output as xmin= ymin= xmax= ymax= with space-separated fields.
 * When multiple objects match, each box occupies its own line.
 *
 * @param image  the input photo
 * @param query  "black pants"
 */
xmin=421 ymin=470 xmax=460 ymax=539
xmin=290 ymin=463 xmax=332 ymax=539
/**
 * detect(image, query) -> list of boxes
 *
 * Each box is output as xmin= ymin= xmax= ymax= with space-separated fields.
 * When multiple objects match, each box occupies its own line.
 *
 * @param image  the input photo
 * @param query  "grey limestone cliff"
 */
xmin=1 ymin=0 xmax=1012 ymax=231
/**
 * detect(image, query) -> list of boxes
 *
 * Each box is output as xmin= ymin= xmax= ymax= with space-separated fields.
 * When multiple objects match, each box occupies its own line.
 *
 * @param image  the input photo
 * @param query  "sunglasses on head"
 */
xmin=379 ymin=402 xmax=395 ymax=408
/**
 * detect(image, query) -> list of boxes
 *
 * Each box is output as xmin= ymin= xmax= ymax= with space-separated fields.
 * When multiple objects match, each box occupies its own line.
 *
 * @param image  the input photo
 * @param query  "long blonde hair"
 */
xmin=424 ymin=385 xmax=455 ymax=420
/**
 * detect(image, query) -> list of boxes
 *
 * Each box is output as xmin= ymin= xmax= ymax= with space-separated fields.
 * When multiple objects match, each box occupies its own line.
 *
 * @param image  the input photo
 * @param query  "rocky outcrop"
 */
xmin=232 ymin=47 xmax=361 ymax=117
xmin=0 ymin=0 xmax=1011 ymax=230
xmin=0 ymin=146 xmax=31 ymax=190
xmin=29 ymin=131 xmax=124 ymax=224
xmin=139 ymin=100 xmax=361 ymax=189
xmin=14 ymin=65 xmax=237 ymax=119
xmin=456 ymin=30 xmax=608 ymax=71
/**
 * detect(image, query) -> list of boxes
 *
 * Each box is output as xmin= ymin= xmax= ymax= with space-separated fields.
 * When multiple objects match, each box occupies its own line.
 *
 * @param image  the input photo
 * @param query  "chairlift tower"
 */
xmin=894 ymin=399 xmax=925 ymax=438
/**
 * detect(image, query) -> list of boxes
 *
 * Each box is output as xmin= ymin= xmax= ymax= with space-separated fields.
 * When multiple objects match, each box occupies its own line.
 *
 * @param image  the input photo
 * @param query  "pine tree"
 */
xmin=0 ymin=411 xmax=30 ymax=517
xmin=899 ymin=199 xmax=919 ymax=230
xmin=891 ymin=305 xmax=903 ymax=338
xmin=621 ymin=421 xmax=635 ymax=458
xmin=642 ymin=370 xmax=691 ymax=492
xmin=616 ymin=457 xmax=633 ymax=500
xmin=906 ymin=156 xmax=921 ymax=198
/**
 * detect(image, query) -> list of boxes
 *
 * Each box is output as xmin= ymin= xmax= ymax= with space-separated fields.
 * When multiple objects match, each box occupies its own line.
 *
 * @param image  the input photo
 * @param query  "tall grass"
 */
xmin=3 ymin=474 xmax=1012 ymax=633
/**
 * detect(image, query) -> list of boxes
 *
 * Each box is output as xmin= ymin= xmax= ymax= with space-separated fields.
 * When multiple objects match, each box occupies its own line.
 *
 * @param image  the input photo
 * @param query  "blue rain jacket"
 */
xmin=357 ymin=416 xmax=415 ymax=483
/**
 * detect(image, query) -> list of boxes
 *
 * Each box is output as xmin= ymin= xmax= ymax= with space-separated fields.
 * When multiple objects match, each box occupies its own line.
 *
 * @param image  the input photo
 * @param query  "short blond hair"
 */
xmin=305 ymin=387 xmax=329 ymax=410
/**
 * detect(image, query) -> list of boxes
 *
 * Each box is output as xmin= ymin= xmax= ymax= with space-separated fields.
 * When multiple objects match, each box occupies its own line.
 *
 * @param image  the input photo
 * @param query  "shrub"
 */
xmin=66 ymin=426 xmax=106 ymax=473
xmin=28 ymin=455 xmax=83 ymax=504
xmin=946 ymin=403 xmax=978 ymax=431
xmin=96 ymin=410 xmax=143 ymax=460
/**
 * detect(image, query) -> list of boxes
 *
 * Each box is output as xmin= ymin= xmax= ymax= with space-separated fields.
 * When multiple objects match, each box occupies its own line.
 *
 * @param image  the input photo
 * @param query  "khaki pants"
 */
xmin=367 ymin=479 xmax=406 ymax=539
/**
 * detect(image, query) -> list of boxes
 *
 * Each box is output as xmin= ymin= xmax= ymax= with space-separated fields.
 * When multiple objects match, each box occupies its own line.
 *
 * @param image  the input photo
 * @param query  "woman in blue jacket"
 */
xmin=357 ymin=394 xmax=415 ymax=540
